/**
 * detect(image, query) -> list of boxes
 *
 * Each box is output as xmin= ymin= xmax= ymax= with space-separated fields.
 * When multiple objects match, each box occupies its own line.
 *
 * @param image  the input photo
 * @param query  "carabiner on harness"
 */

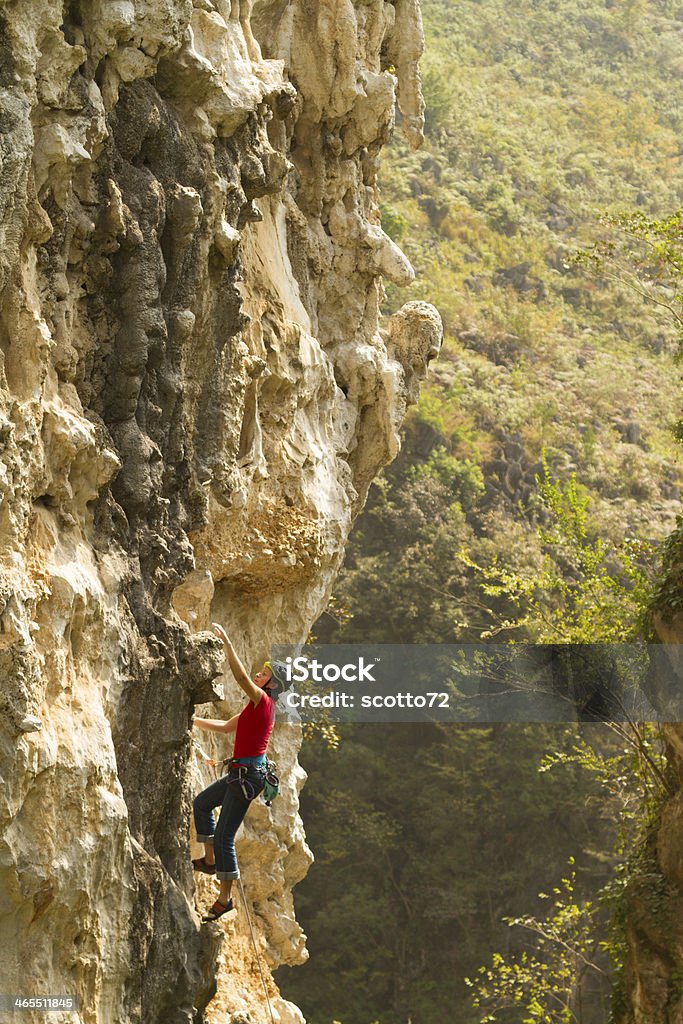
xmin=225 ymin=761 xmax=263 ymax=801
xmin=262 ymin=761 xmax=280 ymax=806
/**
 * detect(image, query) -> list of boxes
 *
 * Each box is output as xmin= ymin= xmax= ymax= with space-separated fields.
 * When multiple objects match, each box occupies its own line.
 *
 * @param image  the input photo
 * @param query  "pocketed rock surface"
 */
xmin=0 ymin=1 xmax=440 ymax=1022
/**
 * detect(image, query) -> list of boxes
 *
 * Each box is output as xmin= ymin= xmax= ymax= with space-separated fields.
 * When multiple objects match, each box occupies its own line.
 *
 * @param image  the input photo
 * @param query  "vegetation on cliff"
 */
xmin=375 ymin=0 xmax=683 ymax=637
xmin=278 ymin=0 xmax=683 ymax=1021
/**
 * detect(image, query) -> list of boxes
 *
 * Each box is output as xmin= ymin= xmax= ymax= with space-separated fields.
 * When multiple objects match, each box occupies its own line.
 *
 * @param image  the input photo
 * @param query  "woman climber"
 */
xmin=192 ymin=622 xmax=289 ymax=922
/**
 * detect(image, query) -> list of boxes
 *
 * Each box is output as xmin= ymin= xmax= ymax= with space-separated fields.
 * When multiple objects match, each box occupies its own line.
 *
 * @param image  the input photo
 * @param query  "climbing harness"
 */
xmin=220 ymin=757 xmax=282 ymax=805
xmin=238 ymin=876 xmax=276 ymax=1024
xmin=194 ymin=740 xmax=280 ymax=805
xmin=225 ymin=760 xmax=264 ymax=801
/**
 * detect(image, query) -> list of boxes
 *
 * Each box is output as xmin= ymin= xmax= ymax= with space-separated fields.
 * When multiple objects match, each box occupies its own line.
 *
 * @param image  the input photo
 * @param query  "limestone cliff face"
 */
xmin=0 ymin=2 xmax=441 ymax=1022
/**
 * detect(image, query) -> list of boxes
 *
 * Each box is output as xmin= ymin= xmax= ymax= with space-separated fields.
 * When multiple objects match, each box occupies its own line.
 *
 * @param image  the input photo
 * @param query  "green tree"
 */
xmin=278 ymin=723 xmax=617 ymax=1024
xmin=468 ymin=726 xmax=670 ymax=1024
xmin=460 ymin=459 xmax=657 ymax=643
xmin=468 ymin=866 xmax=602 ymax=1024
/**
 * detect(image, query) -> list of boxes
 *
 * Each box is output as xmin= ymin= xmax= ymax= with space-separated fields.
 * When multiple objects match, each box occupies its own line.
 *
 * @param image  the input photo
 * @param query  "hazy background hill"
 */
xmin=276 ymin=1 xmax=683 ymax=1022
xmin=319 ymin=0 xmax=683 ymax=646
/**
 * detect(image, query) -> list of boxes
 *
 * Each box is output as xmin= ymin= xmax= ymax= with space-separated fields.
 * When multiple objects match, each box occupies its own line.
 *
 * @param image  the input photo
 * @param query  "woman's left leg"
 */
xmin=213 ymin=783 xmax=250 ymax=905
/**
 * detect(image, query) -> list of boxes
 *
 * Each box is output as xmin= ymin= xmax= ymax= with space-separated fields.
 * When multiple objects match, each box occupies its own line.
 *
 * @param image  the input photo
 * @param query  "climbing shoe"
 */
xmin=192 ymin=857 xmax=216 ymax=875
xmin=202 ymin=898 xmax=234 ymax=922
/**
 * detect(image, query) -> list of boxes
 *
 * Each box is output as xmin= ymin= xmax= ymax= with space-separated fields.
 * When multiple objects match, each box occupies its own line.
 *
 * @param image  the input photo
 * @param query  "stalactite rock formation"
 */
xmin=0 ymin=1 xmax=441 ymax=1022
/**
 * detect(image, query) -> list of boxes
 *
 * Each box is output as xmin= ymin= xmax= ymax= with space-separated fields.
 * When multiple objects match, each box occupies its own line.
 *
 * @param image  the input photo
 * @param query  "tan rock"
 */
xmin=0 ymin=0 xmax=438 ymax=1021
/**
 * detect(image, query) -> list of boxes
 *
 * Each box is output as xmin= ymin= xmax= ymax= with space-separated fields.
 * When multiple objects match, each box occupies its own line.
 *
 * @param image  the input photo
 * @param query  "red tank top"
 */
xmin=233 ymin=693 xmax=275 ymax=757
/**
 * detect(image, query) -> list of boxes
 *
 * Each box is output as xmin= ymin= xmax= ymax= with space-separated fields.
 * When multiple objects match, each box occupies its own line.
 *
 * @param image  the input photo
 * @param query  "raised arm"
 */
xmin=211 ymin=623 xmax=264 ymax=705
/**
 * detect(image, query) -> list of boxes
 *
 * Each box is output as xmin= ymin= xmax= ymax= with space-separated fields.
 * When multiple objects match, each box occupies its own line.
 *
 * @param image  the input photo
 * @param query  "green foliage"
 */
xmin=572 ymin=208 xmax=683 ymax=354
xmin=468 ymin=865 xmax=600 ymax=1024
xmin=313 ymin=424 xmax=479 ymax=645
xmin=409 ymin=445 xmax=485 ymax=512
xmin=278 ymin=2 xmax=683 ymax=1023
xmin=379 ymin=0 xmax=683 ymax=593
xmin=278 ymin=723 xmax=617 ymax=1024
xmin=379 ymin=202 xmax=409 ymax=243
xmin=461 ymin=459 xmax=657 ymax=642
xmin=650 ymin=513 xmax=683 ymax=619
xmin=469 ymin=726 xmax=670 ymax=1024
xmin=421 ymin=58 xmax=456 ymax=136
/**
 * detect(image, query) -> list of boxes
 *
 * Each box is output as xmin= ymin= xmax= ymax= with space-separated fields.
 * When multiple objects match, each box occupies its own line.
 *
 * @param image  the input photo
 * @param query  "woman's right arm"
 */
xmin=193 ymin=713 xmax=240 ymax=734
xmin=211 ymin=623 xmax=264 ymax=704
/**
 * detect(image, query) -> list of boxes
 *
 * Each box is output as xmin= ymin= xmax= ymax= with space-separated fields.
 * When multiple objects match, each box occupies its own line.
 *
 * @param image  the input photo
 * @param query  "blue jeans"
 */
xmin=193 ymin=765 xmax=265 ymax=880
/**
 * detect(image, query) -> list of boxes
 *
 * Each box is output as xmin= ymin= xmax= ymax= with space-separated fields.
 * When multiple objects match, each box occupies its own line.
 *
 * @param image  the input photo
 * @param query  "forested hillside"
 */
xmin=336 ymin=0 xmax=683 ymax=643
xmin=277 ymin=1 xmax=683 ymax=1022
